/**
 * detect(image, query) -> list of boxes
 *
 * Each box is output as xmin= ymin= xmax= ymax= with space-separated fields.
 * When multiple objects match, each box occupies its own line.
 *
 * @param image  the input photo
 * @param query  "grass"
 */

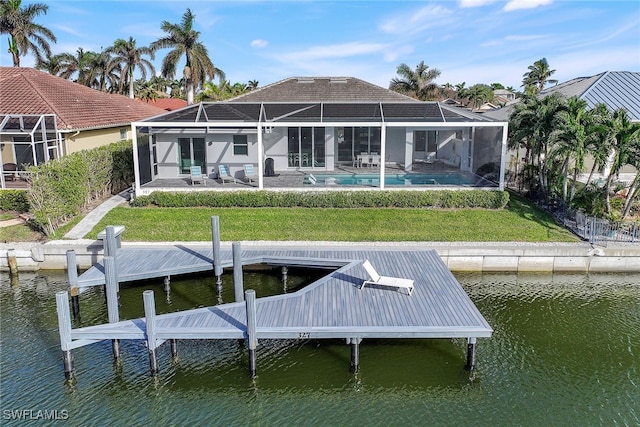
xmin=0 ymin=223 xmax=43 ymax=243
xmin=87 ymin=194 xmax=577 ymax=242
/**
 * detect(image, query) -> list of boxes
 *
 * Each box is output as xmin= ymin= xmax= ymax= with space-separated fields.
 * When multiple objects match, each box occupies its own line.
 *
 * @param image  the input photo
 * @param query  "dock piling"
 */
xmin=170 ymin=339 xmax=178 ymax=358
xmin=104 ymin=256 xmax=120 ymax=359
xmin=245 ymin=289 xmax=258 ymax=377
xmin=7 ymin=249 xmax=18 ymax=277
xmin=233 ymin=242 xmax=244 ymax=302
xmin=66 ymin=250 xmax=80 ymax=319
xmin=164 ymin=276 xmax=171 ymax=295
xmin=211 ymin=216 xmax=223 ymax=287
xmin=143 ymin=290 xmax=159 ymax=374
xmin=465 ymin=337 xmax=477 ymax=371
xmin=55 ymin=291 xmax=74 ymax=377
xmin=281 ymin=266 xmax=288 ymax=291
xmin=349 ymin=338 xmax=361 ymax=373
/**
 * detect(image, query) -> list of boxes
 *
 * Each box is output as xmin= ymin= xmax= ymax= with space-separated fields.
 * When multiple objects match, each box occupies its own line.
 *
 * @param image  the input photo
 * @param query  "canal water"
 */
xmin=1 ymin=269 xmax=638 ymax=426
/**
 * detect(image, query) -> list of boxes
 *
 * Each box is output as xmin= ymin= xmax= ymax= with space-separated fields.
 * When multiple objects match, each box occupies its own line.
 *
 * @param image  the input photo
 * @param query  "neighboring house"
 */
xmin=0 ymin=67 xmax=166 ymax=188
xmin=144 ymin=98 xmax=188 ymax=111
xmin=131 ymin=77 xmax=508 ymax=194
xmin=484 ymin=71 xmax=640 ymax=183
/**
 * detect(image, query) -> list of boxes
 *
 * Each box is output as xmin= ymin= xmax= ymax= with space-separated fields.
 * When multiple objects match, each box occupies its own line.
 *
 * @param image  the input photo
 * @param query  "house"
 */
xmin=131 ymin=77 xmax=508 ymax=194
xmin=484 ymin=71 xmax=640 ymax=182
xmin=0 ymin=67 xmax=166 ymax=188
xmin=144 ymin=98 xmax=188 ymax=111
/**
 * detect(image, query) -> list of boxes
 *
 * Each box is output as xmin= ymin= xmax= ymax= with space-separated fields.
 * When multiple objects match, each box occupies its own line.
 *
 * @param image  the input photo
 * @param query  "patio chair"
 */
xmin=2 ymin=163 xmax=17 ymax=181
xmin=307 ymin=174 xmax=317 ymax=185
xmin=360 ymin=259 xmax=414 ymax=296
xmin=243 ymin=164 xmax=258 ymax=184
xmin=218 ymin=165 xmax=236 ymax=184
xmin=190 ymin=165 xmax=205 ymax=185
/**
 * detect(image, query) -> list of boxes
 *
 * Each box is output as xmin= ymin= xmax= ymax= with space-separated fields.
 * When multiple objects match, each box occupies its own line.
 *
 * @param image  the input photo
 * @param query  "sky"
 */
xmin=3 ymin=0 xmax=640 ymax=91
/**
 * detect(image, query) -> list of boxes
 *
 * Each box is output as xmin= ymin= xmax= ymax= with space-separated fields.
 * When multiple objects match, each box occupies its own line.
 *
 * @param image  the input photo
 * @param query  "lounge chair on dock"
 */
xmin=361 ymin=259 xmax=414 ymax=296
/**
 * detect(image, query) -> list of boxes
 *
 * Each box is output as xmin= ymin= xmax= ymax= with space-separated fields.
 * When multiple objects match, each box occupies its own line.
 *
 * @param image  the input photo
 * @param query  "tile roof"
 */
xmin=228 ymin=76 xmax=419 ymax=103
xmin=0 ymin=67 xmax=166 ymax=131
xmin=144 ymin=98 xmax=188 ymax=111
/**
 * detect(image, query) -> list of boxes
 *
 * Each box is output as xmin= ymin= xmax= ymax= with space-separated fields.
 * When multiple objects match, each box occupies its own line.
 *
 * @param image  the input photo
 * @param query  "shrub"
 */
xmin=27 ymin=140 xmax=134 ymax=236
xmin=0 ymin=190 xmax=30 ymax=212
xmin=132 ymin=190 xmax=509 ymax=209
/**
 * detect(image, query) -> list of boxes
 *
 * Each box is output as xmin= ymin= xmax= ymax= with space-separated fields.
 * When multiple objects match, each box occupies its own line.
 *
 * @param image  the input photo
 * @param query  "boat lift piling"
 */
xmin=66 ymin=250 xmax=80 ymax=319
xmin=104 ymin=256 xmax=120 ymax=360
xmin=55 ymin=291 xmax=74 ymax=377
xmin=143 ymin=290 xmax=159 ymax=374
xmin=245 ymin=289 xmax=258 ymax=377
xmin=233 ymin=242 xmax=244 ymax=302
xmin=211 ymin=216 xmax=223 ymax=290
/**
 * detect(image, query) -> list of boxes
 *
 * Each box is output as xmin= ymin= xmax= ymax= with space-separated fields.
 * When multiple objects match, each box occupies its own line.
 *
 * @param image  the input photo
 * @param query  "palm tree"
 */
xmin=508 ymin=93 xmax=567 ymax=198
xmin=548 ymin=96 xmax=591 ymax=202
xmin=0 ymin=0 xmax=56 ymax=66
xmin=247 ymin=80 xmax=259 ymax=90
xmin=135 ymin=80 xmax=160 ymax=102
xmin=389 ymin=61 xmax=442 ymax=101
xmin=466 ymin=84 xmax=494 ymax=110
xmin=522 ymin=58 xmax=558 ymax=95
xmin=106 ymin=37 xmax=155 ymax=99
xmin=150 ymin=8 xmax=225 ymax=104
xmin=55 ymin=48 xmax=101 ymax=87
xmin=169 ymin=78 xmax=185 ymax=98
xmin=603 ymin=108 xmax=640 ymax=215
xmin=36 ymin=53 xmax=64 ymax=75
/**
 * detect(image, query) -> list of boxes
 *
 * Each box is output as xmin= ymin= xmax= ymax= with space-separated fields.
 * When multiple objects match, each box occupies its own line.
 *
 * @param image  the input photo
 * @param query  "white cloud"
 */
xmin=459 ymin=0 xmax=497 ymax=8
xmin=379 ymin=5 xmax=453 ymax=35
xmin=274 ymin=42 xmax=388 ymax=63
xmin=504 ymin=0 xmax=553 ymax=12
xmin=51 ymin=24 xmax=85 ymax=38
xmin=251 ymin=39 xmax=269 ymax=48
xmin=505 ymin=34 xmax=547 ymax=42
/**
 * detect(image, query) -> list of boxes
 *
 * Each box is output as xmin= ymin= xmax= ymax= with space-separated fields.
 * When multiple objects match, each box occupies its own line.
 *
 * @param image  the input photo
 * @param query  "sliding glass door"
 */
xmin=287 ymin=127 xmax=325 ymax=168
xmin=178 ymin=137 xmax=205 ymax=174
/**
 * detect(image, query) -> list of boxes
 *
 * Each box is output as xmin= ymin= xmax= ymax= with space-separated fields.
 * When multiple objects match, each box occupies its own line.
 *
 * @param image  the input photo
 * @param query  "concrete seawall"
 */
xmin=2 ymin=240 xmax=639 ymax=273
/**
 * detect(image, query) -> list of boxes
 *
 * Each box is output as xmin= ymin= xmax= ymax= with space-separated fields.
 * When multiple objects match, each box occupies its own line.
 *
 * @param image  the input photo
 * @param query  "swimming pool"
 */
xmin=308 ymin=173 xmax=493 ymax=186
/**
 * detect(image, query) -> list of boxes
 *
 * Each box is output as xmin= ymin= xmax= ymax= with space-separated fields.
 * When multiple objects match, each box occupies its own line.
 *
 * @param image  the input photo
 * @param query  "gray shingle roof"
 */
xmin=228 ymin=76 xmax=419 ymax=103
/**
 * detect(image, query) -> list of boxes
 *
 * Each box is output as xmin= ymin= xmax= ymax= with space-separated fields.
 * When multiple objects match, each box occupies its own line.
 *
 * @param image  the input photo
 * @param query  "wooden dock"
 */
xmin=57 ymin=222 xmax=492 ymax=377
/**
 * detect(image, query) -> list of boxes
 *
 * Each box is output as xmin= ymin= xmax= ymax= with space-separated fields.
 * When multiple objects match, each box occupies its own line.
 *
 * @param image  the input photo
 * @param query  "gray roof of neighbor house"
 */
xmin=228 ymin=76 xmax=420 ymax=103
xmin=483 ymin=71 xmax=640 ymax=122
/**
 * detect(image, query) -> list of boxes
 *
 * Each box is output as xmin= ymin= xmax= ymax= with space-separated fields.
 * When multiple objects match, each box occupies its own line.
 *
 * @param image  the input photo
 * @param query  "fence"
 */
xmin=556 ymin=205 xmax=639 ymax=246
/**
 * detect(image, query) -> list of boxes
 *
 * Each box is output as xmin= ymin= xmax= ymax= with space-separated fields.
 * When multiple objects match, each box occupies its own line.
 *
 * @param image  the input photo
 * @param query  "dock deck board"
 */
xmin=70 ymin=247 xmax=492 ymax=343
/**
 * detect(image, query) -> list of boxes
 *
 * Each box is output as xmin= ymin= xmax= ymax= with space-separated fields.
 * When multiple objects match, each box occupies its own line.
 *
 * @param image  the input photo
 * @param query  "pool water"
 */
xmin=309 ymin=173 xmax=492 ymax=186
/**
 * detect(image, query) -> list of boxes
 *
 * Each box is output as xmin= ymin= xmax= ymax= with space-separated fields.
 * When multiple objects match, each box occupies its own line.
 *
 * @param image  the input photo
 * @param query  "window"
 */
xmin=120 ymin=128 xmax=128 ymax=140
xmin=414 ymin=131 xmax=426 ymax=152
xmin=233 ymin=135 xmax=248 ymax=155
xmin=427 ymin=131 xmax=438 ymax=152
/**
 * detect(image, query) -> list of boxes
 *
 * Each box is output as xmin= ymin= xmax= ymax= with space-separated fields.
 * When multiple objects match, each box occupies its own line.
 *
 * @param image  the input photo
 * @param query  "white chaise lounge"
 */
xmin=360 ymin=259 xmax=414 ymax=296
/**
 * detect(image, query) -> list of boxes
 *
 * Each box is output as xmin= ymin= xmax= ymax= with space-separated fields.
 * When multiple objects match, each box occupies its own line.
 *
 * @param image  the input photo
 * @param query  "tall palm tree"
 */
xmin=150 ymin=8 xmax=225 ymax=104
xmin=389 ymin=61 xmax=442 ymax=101
xmin=522 ymin=58 xmax=558 ymax=95
xmin=247 ymin=79 xmax=259 ymax=90
xmin=548 ymin=96 xmax=591 ymax=202
xmin=106 ymin=37 xmax=155 ymax=99
xmin=0 ymin=0 xmax=56 ymax=66
xmin=603 ymin=108 xmax=640 ymax=214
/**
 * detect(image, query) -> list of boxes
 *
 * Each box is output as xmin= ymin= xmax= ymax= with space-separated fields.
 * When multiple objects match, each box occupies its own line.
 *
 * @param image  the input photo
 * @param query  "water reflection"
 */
xmin=1 ymin=270 xmax=638 ymax=426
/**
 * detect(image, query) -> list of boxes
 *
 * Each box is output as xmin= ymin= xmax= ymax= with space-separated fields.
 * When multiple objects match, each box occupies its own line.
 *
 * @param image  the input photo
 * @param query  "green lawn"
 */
xmin=88 ymin=195 xmax=577 ymax=242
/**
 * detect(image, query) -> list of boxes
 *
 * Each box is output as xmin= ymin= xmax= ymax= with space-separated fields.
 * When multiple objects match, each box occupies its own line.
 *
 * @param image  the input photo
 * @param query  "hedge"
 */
xmin=132 ymin=190 xmax=509 ymax=209
xmin=27 ymin=140 xmax=134 ymax=236
xmin=0 ymin=190 xmax=29 ymax=212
